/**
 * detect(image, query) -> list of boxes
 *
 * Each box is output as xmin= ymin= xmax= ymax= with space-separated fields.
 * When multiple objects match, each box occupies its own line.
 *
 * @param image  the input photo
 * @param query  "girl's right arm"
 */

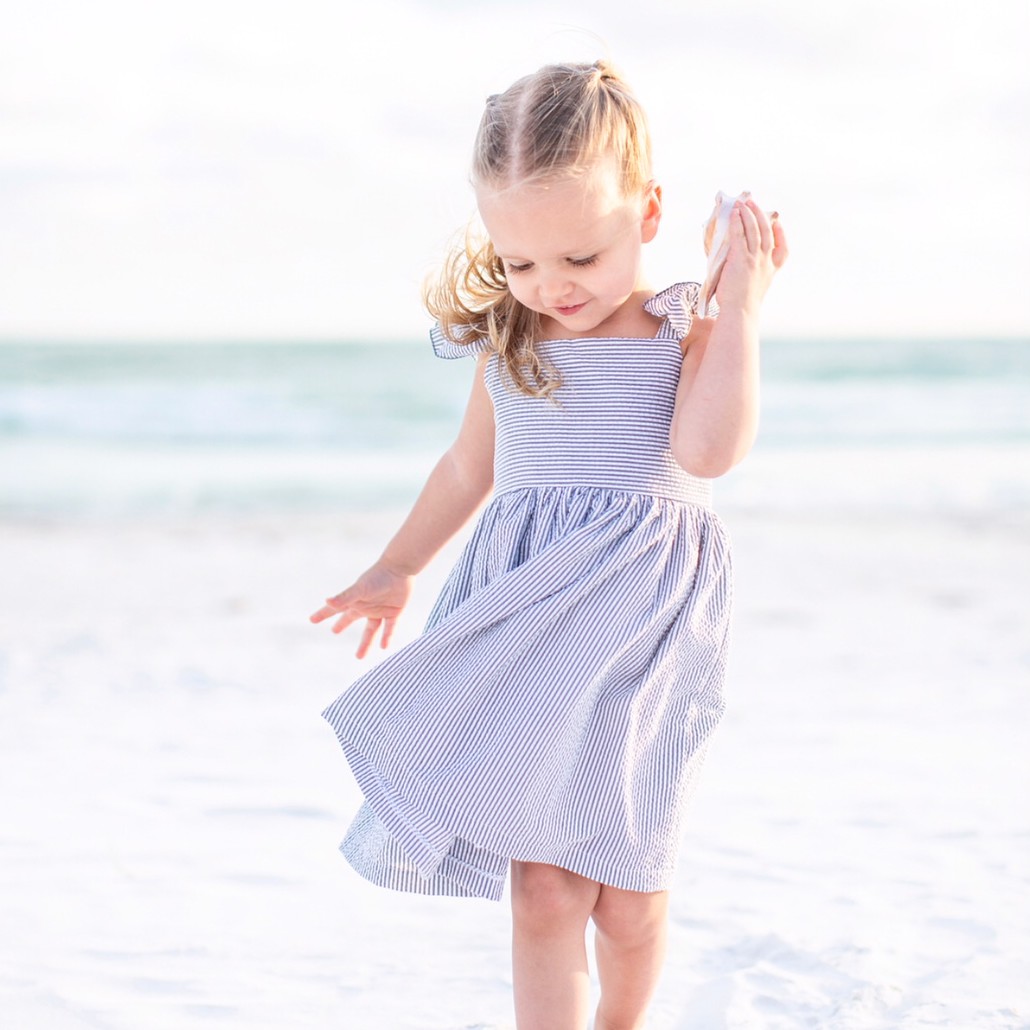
xmin=309 ymin=353 xmax=495 ymax=657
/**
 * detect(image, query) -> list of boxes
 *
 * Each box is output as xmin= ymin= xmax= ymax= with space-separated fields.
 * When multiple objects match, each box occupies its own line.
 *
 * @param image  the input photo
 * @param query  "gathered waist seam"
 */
xmin=490 ymin=480 xmax=713 ymax=511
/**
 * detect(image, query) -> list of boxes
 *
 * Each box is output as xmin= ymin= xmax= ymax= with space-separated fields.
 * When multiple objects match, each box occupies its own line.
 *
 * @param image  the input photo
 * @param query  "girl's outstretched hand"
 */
xmin=714 ymin=197 xmax=788 ymax=316
xmin=309 ymin=563 xmax=414 ymax=658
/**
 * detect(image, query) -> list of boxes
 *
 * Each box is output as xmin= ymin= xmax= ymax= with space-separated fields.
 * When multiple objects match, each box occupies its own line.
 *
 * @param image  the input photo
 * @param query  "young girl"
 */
xmin=312 ymin=60 xmax=786 ymax=1029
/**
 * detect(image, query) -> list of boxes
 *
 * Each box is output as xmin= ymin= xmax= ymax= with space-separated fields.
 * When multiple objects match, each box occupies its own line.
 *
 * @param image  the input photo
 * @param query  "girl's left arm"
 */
xmin=670 ymin=198 xmax=787 ymax=478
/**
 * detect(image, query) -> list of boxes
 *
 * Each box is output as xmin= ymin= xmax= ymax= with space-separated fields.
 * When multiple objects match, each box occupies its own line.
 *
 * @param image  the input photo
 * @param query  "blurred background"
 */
xmin=1 ymin=0 xmax=1027 ymax=343
xmin=1 ymin=0 xmax=1027 ymax=523
xmin=1 ymin=2 xmax=1028 ymax=1028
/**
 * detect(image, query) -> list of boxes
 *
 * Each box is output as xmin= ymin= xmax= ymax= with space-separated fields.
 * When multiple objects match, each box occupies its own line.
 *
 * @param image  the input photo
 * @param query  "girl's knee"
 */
xmin=591 ymin=885 xmax=669 ymax=948
xmin=510 ymin=861 xmax=599 ymax=931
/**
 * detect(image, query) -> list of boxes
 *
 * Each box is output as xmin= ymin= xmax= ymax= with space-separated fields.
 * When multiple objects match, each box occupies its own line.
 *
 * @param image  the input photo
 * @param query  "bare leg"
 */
xmin=510 ymin=861 xmax=601 ymax=1029
xmin=591 ymin=884 xmax=669 ymax=1030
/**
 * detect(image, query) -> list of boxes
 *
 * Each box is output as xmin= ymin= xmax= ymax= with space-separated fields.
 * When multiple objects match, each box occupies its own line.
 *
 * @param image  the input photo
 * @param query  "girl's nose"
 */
xmin=539 ymin=274 xmax=573 ymax=306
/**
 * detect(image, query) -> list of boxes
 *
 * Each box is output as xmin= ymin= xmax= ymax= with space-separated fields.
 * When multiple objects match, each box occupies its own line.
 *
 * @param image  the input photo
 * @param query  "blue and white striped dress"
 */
xmin=322 ymin=282 xmax=732 ymax=901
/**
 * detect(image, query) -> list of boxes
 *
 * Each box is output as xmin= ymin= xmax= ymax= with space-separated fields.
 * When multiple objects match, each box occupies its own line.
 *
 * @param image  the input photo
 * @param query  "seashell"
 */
xmin=698 ymin=190 xmax=749 ymax=318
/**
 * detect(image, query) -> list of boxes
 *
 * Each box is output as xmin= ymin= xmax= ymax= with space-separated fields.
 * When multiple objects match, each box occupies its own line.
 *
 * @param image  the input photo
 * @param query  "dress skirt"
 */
xmin=321 ymin=282 xmax=732 ymax=901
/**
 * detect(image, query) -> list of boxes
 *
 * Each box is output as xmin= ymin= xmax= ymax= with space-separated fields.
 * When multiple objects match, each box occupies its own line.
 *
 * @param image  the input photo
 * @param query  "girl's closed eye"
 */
xmin=504 ymin=256 xmax=597 ymax=274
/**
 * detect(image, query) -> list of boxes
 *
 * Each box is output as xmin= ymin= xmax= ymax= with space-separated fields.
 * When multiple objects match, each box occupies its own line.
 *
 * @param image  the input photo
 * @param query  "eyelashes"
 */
xmin=505 ymin=256 xmax=599 ymax=274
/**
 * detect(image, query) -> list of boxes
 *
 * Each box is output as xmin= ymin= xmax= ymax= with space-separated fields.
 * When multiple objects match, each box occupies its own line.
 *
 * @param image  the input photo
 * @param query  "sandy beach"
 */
xmin=3 ymin=443 xmax=1028 ymax=1029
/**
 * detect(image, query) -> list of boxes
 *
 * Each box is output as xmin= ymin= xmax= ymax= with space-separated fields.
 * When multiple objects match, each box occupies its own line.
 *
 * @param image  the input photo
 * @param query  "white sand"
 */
xmin=2 ymin=470 xmax=1029 ymax=1027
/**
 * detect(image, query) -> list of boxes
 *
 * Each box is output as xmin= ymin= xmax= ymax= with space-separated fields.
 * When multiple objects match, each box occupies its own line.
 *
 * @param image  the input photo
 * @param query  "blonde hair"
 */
xmin=424 ymin=60 xmax=654 ymax=397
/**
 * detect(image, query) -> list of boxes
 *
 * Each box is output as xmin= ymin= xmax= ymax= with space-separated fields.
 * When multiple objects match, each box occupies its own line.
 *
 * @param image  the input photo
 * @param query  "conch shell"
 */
xmin=698 ymin=190 xmax=749 ymax=318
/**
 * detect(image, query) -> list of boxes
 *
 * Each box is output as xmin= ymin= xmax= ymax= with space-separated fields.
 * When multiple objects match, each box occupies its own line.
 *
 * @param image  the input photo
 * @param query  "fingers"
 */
xmin=312 ymin=593 xmax=395 ymax=658
xmin=714 ymin=197 xmax=785 ymax=311
xmin=309 ymin=586 xmax=355 ymax=624
xmin=331 ymin=609 xmax=362 ymax=635
xmin=310 ymin=566 xmax=412 ymax=654
xmin=355 ymin=618 xmax=382 ymax=659
xmin=309 ymin=604 xmax=338 ymax=624
xmin=310 ymin=593 xmax=363 ymax=633
xmin=735 ymin=198 xmax=776 ymax=255
xmin=749 ymin=199 xmax=774 ymax=253
xmin=728 ymin=200 xmax=757 ymax=255
xmin=771 ymin=214 xmax=789 ymax=268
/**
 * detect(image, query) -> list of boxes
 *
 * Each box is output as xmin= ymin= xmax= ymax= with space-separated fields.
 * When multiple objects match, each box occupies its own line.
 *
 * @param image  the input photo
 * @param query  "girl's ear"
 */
xmin=641 ymin=182 xmax=662 ymax=243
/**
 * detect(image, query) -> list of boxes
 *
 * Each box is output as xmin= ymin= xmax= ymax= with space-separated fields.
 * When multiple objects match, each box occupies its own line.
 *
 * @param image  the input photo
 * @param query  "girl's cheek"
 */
xmin=508 ymin=280 xmax=533 ymax=305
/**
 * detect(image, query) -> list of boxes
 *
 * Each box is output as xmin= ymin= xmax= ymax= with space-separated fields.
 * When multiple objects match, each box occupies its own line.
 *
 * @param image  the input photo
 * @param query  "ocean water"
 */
xmin=1 ymin=335 xmax=1028 ymax=521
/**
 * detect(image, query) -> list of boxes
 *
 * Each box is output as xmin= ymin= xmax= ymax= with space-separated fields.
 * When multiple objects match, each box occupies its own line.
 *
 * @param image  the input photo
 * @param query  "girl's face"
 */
xmin=475 ymin=162 xmax=662 ymax=339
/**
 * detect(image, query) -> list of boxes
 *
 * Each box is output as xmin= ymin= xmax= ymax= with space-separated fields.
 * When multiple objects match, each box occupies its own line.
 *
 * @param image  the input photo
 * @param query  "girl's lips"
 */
xmin=555 ymin=303 xmax=586 ymax=316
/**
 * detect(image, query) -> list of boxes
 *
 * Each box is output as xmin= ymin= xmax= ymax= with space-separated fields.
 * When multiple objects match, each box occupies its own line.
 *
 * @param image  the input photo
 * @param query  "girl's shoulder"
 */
xmin=429 ymin=322 xmax=493 ymax=360
xmin=644 ymin=281 xmax=714 ymax=341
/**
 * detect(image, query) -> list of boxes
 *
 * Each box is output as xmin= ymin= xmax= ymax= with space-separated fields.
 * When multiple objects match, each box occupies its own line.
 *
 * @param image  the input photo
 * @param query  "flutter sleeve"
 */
xmin=643 ymin=281 xmax=719 ymax=341
xmin=429 ymin=323 xmax=495 ymax=360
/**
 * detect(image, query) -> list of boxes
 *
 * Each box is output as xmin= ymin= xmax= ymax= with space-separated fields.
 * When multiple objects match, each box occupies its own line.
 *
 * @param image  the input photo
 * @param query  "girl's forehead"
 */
xmin=476 ymin=180 xmax=641 ymax=259
xmin=476 ymin=167 xmax=635 ymax=228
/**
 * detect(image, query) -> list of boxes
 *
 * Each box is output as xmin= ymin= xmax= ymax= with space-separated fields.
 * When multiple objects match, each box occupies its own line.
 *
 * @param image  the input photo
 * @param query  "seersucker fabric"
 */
xmin=322 ymin=281 xmax=732 ymax=901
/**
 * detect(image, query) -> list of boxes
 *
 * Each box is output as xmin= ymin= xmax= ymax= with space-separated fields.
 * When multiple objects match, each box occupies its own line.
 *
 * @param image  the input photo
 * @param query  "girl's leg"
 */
xmin=591 ymin=885 xmax=669 ymax=1030
xmin=510 ymin=861 xmax=601 ymax=1029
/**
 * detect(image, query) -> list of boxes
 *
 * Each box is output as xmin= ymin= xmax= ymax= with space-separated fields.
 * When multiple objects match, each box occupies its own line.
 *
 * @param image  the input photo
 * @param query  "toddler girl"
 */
xmin=312 ymin=59 xmax=787 ymax=1030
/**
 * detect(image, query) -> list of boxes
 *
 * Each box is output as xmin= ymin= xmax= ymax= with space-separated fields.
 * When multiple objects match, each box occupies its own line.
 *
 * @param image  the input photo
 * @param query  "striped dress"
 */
xmin=322 ymin=281 xmax=732 ymax=901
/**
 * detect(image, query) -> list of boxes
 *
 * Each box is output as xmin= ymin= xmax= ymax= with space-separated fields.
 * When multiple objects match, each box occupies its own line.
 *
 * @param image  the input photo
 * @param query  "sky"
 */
xmin=0 ymin=0 xmax=1027 ymax=341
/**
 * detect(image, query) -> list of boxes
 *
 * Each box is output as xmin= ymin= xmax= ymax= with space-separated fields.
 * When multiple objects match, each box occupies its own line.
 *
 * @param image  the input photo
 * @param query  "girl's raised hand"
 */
xmin=310 ymin=562 xmax=414 ymax=658
xmin=714 ymin=197 xmax=788 ymax=316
